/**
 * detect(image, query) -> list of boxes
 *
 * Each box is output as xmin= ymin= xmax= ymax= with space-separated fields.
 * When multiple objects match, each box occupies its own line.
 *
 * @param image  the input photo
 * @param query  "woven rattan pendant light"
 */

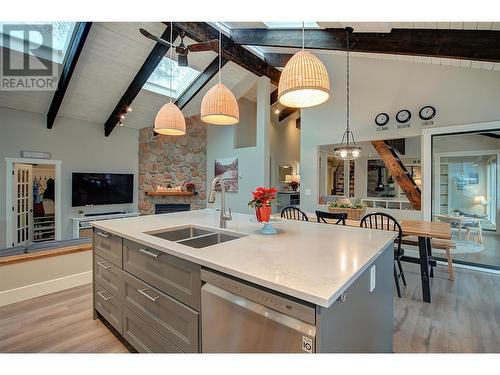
xmin=200 ymin=25 xmax=239 ymax=125
xmin=154 ymin=22 xmax=186 ymax=136
xmin=278 ymin=23 xmax=330 ymax=108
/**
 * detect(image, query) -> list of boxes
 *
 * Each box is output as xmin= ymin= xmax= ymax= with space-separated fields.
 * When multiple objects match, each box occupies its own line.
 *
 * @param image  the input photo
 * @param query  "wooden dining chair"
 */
xmin=315 ymin=211 xmax=347 ymax=225
xmin=280 ymin=206 xmax=309 ymax=221
xmin=360 ymin=212 xmax=407 ymax=298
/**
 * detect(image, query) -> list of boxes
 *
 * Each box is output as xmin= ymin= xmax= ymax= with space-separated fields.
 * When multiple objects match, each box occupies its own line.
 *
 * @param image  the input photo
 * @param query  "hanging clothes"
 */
xmin=42 ymin=177 xmax=55 ymax=215
xmin=33 ymin=178 xmax=45 ymax=217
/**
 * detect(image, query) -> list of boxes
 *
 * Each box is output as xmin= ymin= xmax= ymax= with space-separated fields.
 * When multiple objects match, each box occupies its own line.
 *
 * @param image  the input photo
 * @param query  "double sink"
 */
xmin=146 ymin=225 xmax=245 ymax=249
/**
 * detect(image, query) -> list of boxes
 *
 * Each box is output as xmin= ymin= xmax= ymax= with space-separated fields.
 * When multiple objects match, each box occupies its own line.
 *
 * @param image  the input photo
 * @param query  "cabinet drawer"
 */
xmin=94 ymin=255 xmax=125 ymax=301
xmin=95 ymin=283 xmax=122 ymax=334
xmin=93 ymin=230 xmax=122 ymax=267
xmin=122 ymin=307 xmax=182 ymax=353
xmin=123 ymin=272 xmax=199 ymax=353
xmin=123 ymin=239 xmax=201 ymax=310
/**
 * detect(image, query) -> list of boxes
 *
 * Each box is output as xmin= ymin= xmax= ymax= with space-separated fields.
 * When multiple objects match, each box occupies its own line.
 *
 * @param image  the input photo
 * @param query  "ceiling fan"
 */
xmin=139 ymin=28 xmax=219 ymax=67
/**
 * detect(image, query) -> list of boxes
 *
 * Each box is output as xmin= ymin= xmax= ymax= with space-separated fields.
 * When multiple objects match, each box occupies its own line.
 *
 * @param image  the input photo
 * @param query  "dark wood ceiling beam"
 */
xmin=47 ymin=22 xmax=92 ymax=129
xmin=104 ymin=25 xmax=178 ymax=137
xmin=481 ymin=132 xmax=500 ymax=139
xmin=265 ymin=53 xmax=293 ymax=67
xmin=171 ymin=22 xmax=282 ymax=85
xmin=278 ymin=107 xmax=297 ymax=122
xmin=175 ymin=56 xmax=228 ymax=110
xmin=231 ymin=28 xmax=500 ymax=62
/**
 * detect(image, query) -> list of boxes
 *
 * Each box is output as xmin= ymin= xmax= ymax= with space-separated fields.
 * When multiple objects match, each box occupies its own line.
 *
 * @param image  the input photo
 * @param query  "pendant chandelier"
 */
xmin=200 ymin=25 xmax=239 ymax=125
xmin=334 ymin=27 xmax=361 ymax=161
xmin=278 ymin=22 xmax=330 ymax=108
xmin=154 ymin=22 xmax=186 ymax=136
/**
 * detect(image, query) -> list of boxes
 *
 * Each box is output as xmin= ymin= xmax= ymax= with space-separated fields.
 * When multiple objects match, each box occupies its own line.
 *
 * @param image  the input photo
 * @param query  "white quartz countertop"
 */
xmin=92 ymin=209 xmax=396 ymax=307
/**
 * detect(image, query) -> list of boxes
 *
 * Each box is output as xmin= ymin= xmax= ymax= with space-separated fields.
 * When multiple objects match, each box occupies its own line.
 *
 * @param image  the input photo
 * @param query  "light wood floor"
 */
xmin=394 ymin=263 xmax=500 ymax=352
xmin=0 ymin=285 xmax=128 ymax=353
xmin=0 ymin=264 xmax=499 ymax=353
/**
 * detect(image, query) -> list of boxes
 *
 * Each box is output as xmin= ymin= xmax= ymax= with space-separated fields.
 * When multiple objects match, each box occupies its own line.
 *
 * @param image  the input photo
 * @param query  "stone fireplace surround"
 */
xmin=138 ymin=115 xmax=207 ymax=215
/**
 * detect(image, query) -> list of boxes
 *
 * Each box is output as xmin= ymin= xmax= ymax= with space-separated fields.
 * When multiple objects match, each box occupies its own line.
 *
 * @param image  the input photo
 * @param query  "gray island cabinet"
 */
xmin=91 ymin=210 xmax=395 ymax=353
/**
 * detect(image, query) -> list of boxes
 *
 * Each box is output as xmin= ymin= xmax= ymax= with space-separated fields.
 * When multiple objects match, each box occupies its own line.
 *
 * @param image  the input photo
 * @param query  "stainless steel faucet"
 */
xmin=208 ymin=176 xmax=232 ymax=228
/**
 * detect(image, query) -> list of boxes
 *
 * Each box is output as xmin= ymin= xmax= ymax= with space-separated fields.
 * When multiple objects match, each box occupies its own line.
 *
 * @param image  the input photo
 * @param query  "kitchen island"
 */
xmin=91 ymin=209 xmax=396 ymax=353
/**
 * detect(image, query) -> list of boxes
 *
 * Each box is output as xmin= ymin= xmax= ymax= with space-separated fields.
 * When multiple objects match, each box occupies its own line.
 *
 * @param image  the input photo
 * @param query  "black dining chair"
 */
xmin=281 ymin=206 xmax=309 ymax=221
xmin=315 ymin=211 xmax=347 ymax=225
xmin=360 ymin=212 xmax=407 ymax=298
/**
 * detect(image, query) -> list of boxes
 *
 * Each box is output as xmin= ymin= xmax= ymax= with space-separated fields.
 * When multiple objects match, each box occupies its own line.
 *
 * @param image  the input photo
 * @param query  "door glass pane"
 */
xmin=432 ymin=130 xmax=500 ymax=269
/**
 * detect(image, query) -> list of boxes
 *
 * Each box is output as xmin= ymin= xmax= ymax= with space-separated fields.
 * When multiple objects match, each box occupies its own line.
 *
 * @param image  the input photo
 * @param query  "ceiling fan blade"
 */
xmin=139 ymin=28 xmax=175 ymax=48
xmin=187 ymin=40 xmax=219 ymax=53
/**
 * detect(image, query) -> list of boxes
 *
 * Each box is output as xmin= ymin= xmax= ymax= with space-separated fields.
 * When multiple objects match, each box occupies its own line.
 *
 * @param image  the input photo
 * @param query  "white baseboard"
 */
xmin=0 ymin=271 xmax=92 ymax=307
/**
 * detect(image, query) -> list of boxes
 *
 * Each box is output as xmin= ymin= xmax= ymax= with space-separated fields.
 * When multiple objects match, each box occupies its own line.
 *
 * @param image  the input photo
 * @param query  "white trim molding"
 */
xmin=0 ymin=271 xmax=91 ymax=307
xmin=5 ymin=158 xmax=63 ymax=248
xmin=421 ymin=120 xmax=500 ymax=221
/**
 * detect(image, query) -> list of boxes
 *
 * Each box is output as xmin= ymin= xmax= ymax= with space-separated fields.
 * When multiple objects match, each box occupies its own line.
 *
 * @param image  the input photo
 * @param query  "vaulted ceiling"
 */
xmin=0 ymin=21 xmax=499 ymax=135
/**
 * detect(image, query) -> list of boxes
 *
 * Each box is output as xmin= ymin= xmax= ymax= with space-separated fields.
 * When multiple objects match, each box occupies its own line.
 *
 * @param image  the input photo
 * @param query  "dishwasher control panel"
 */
xmin=201 ymin=268 xmax=316 ymax=325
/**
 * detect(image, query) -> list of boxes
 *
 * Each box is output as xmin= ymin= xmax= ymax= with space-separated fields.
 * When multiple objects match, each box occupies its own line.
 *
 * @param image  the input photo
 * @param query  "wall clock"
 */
xmin=396 ymin=109 xmax=411 ymax=123
xmin=375 ymin=113 xmax=389 ymax=126
xmin=419 ymin=106 xmax=436 ymax=120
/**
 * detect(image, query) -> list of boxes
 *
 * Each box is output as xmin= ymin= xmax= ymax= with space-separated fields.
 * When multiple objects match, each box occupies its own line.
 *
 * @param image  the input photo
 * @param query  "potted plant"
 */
xmin=328 ymin=199 xmax=367 ymax=221
xmin=289 ymin=180 xmax=300 ymax=192
xmin=248 ymin=187 xmax=278 ymax=222
xmin=185 ymin=182 xmax=196 ymax=193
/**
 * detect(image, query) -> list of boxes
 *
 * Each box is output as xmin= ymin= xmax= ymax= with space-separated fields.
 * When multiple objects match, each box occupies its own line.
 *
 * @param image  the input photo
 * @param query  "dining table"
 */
xmin=344 ymin=218 xmax=451 ymax=303
xmin=309 ymin=212 xmax=452 ymax=303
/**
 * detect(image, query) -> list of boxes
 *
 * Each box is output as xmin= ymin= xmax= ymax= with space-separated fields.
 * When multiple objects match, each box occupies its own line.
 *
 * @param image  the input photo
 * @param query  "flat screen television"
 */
xmin=72 ymin=173 xmax=134 ymax=207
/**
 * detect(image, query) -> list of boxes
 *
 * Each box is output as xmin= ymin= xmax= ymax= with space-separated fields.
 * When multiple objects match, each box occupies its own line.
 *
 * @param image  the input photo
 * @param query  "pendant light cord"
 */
xmin=302 ymin=22 xmax=305 ymax=50
xmin=346 ymin=28 xmax=350 ymax=146
xmin=218 ymin=24 xmax=222 ymax=84
xmin=169 ymin=22 xmax=173 ymax=104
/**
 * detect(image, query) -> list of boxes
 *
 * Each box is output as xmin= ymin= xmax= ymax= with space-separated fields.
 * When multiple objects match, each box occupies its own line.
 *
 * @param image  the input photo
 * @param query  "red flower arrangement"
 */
xmin=248 ymin=187 xmax=278 ymax=222
xmin=185 ymin=182 xmax=196 ymax=192
xmin=248 ymin=187 xmax=278 ymax=208
xmin=289 ymin=181 xmax=300 ymax=191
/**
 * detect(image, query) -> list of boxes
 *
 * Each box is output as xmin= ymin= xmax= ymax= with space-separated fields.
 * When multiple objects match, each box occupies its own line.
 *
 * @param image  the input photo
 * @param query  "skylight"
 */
xmin=144 ymin=57 xmax=200 ymax=99
xmin=0 ymin=22 xmax=76 ymax=63
xmin=263 ymin=22 xmax=320 ymax=29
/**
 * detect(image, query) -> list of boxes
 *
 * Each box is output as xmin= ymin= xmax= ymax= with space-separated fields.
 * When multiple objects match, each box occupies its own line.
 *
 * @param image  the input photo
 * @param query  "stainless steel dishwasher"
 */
xmin=201 ymin=269 xmax=316 ymax=353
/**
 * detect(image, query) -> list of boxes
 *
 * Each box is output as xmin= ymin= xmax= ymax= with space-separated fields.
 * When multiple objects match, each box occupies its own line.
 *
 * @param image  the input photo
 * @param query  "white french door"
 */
xmin=12 ymin=163 xmax=33 ymax=247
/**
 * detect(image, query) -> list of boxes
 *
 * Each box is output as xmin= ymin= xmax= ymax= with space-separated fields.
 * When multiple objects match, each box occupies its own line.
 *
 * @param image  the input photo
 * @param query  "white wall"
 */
xmin=270 ymin=110 xmax=301 ymax=189
xmin=301 ymin=51 xmax=500 ymax=212
xmin=206 ymin=76 xmax=270 ymax=214
xmin=0 ymin=250 xmax=91 ymax=306
xmin=233 ymin=98 xmax=257 ymax=148
xmin=0 ymin=108 xmax=139 ymax=244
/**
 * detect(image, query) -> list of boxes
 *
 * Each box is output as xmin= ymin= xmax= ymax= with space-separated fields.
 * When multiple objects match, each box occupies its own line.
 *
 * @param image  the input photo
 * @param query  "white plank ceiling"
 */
xmin=0 ymin=49 xmax=57 ymax=114
xmin=0 ymin=22 xmax=499 ymax=132
xmin=58 ymin=22 xmax=168 ymax=126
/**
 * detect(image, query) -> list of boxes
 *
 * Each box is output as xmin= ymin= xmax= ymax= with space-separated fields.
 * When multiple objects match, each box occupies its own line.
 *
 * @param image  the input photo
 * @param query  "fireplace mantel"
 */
xmin=145 ymin=191 xmax=196 ymax=197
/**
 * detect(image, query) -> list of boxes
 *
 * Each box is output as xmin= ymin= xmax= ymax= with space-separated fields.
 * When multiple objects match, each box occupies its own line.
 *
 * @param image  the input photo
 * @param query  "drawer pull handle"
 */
xmin=139 ymin=248 xmax=161 ymax=258
xmin=97 ymin=291 xmax=112 ymax=301
xmin=138 ymin=288 xmax=161 ymax=303
xmin=96 ymin=231 xmax=111 ymax=238
xmin=97 ymin=262 xmax=112 ymax=270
